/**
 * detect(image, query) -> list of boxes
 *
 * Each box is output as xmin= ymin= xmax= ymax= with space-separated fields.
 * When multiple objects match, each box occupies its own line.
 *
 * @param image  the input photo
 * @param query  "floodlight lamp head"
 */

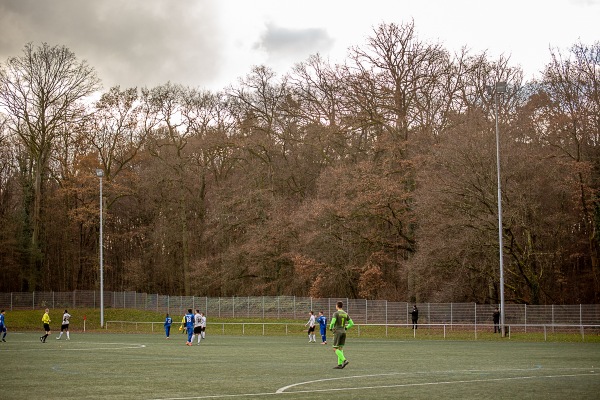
xmin=496 ymin=82 xmax=507 ymax=93
xmin=96 ymin=169 xmax=104 ymax=177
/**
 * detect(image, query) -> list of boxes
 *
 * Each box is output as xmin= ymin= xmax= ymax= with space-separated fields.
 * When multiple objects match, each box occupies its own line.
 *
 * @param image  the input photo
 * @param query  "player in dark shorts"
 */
xmin=41 ymin=308 xmax=51 ymax=343
xmin=305 ymin=311 xmax=316 ymax=342
xmin=56 ymin=309 xmax=71 ymax=340
xmin=193 ymin=310 xmax=203 ymax=345
xmin=329 ymin=301 xmax=354 ymax=369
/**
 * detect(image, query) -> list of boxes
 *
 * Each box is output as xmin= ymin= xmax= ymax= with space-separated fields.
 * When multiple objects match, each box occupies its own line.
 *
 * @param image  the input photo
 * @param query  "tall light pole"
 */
xmin=493 ymin=81 xmax=507 ymax=337
xmin=96 ymin=169 xmax=105 ymax=328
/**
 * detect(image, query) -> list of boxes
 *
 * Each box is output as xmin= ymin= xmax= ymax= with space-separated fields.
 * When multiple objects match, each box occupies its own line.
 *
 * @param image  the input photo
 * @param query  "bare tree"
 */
xmin=0 ymin=43 xmax=100 ymax=289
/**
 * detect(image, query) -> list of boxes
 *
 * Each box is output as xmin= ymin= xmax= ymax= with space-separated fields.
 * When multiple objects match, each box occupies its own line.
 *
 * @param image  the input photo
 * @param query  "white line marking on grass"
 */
xmin=276 ymin=372 xmax=600 ymax=395
xmin=2 ymin=342 xmax=146 ymax=351
xmin=63 ymin=343 xmax=146 ymax=351
xmin=148 ymin=369 xmax=600 ymax=400
xmin=276 ymin=367 xmax=544 ymax=393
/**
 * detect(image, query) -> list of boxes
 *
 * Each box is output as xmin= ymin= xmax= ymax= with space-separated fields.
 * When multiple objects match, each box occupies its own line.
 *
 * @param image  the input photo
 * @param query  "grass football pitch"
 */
xmin=2 ymin=332 xmax=600 ymax=399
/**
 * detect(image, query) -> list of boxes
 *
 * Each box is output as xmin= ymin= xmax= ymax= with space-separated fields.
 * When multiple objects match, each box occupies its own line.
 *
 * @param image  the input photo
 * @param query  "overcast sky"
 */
xmin=0 ymin=0 xmax=598 ymax=92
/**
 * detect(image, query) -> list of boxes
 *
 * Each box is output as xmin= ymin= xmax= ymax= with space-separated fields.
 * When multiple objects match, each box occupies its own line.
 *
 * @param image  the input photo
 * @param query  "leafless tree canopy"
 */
xmin=1 ymin=26 xmax=599 ymax=304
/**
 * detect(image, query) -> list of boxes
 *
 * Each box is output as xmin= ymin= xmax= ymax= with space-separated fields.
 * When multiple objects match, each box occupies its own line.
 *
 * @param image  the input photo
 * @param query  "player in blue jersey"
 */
xmin=164 ymin=313 xmax=173 ymax=339
xmin=0 ymin=310 xmax=6 ymax=342
xmin=316 ymin=311 xmax=327 ymax=344
xmin=183 ymin=309 xmax=194 ymax=346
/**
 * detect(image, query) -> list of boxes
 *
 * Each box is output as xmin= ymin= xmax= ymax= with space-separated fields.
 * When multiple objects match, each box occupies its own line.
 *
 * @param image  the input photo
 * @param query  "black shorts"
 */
xmin=43 ymin=323 xmax=50 ymax=331
xmin=61 ymin=324 xmax=69 ymax=331
xmin=308 ymin=326 xmax=315 ymax=333
xmin=193 ymin=326 xmax=202 ymax=334
xmin=200 ymin=327 xmax=206 ymax=332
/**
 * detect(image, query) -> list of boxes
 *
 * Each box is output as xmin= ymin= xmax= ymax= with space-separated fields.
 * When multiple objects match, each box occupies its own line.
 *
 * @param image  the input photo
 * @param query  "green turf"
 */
xmin=2 ymin=331 xmax=600 ymax=400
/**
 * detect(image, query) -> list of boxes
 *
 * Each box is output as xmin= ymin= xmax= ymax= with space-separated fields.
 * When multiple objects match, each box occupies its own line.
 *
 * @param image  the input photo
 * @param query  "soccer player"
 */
xmin=183 ymin=309 xmax=194 ymax=346
xmin=316 ymin=311 xmax=328 ymax=344
xmin=200 ymin=312 xmax=206 ymax=339
xmin=164 ymin=313 xmax=173 ymax=339
xmin=56 ymin=309 xmax=71 ymax=340
xmin=305 ymin=311 xmax=316 ymax=342
xmin=329 ymin=301 xmax=354 ymax=369
xmin=192 ymin=310 xmax=203 ymax=345
xmin=0 ymin=309 xmax=7 ymax=342
xmin=41 ymin=308 xmax=51 ymax=343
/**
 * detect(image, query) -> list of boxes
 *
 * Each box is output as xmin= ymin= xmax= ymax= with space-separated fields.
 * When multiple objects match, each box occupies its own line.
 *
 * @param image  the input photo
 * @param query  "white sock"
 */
xmin=66 ymin=332 xmax=70 ymax=339
xmin=58 ymin=332 xmax=62 ymax=338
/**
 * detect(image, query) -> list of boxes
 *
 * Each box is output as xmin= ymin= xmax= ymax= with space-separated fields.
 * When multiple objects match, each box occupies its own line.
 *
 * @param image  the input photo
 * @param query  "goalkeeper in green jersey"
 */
xmin=329 ymin=301 xmax=354 ymax=369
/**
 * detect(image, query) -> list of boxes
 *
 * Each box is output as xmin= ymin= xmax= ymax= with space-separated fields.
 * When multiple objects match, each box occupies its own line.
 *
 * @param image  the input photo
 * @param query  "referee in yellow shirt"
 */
xmin=41 ymin=308 xmax=51 ymax=343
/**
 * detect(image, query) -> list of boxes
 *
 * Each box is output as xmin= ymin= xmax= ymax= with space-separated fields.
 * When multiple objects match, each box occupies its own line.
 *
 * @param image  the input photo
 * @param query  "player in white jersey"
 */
xmin=56 ymin=310 xmax=71 ymax=340
xmin=192 ymin=310 xmax=203 ymax=345
xmin=200 ymin=312 xmax=206 ymax=339
xmin=305 ymin=311 xmax=316 ymax=342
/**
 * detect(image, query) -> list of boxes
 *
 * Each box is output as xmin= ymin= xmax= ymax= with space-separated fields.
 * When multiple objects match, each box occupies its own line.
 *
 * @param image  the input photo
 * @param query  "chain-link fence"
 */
xmin=2 ymin=291 xmax=600 ymax=328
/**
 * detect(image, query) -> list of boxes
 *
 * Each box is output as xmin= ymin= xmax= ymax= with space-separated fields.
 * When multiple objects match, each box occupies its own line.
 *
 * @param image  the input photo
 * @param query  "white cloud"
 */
xmin=0 ymin=0 xmax=597 ymax=91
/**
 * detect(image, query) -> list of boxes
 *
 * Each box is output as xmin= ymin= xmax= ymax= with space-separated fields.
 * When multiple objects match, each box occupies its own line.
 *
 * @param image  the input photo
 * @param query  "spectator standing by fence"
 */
xmin=493 ymin=308 xmax=500 ymax=333
xmin=411 ymin=305 xmax=419 ymax=330
xmin=0 ymin=309 xmax=6 ymax=342
xmin=56 ymin=310 xmax=71 ymax=340
xmin=40 ymin=308 xmax=51 ymax=343
xmin=164 ymin=313 xmax=172 ymax=339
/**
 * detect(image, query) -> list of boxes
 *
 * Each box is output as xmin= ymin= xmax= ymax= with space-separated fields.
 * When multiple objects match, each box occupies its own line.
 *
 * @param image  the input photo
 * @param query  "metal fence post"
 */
xmin=385 ymin=301 xmax=388 ymax=337
xmin=474 ymin=303 xmax=477 ymax=340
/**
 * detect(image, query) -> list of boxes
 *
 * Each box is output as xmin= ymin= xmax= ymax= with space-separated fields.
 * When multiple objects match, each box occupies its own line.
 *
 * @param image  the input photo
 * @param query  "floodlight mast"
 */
xmin=493 ymin=82 xmax=507 ymax=337
xmin=96 ymin=169 xmax=104 ymax=328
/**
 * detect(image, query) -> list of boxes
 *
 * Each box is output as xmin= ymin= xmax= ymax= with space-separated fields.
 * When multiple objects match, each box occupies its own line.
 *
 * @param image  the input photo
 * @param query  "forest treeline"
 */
xmin=0 ymin=22 xmax=599 ymax=304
